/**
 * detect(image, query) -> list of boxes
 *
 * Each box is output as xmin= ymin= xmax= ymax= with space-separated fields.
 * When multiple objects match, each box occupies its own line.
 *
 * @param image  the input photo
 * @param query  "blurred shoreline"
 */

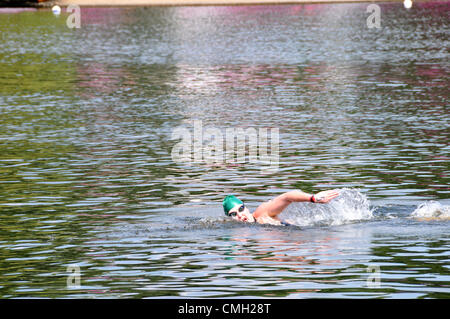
xmin=2 ymin=0 xmax=427 ymax=8
xmin=53 ymin=0 xmax=406 ymax=5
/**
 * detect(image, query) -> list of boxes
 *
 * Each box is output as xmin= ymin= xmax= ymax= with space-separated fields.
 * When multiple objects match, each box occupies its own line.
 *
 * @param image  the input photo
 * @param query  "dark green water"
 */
xmin=0 ymin=3 xmax=448 ymax=298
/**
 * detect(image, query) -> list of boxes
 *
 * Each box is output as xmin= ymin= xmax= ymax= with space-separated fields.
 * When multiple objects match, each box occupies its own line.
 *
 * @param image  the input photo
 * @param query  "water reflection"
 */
xmin=64 ymin=219 xmax=378 ymax=298
xmin=0 ymin=3 xmax=448 ymax=298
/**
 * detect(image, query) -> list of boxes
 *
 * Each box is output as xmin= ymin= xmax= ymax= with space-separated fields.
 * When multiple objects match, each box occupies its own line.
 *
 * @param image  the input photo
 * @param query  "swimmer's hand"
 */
xmin=313 ymin=190 xmax=340 ymax=203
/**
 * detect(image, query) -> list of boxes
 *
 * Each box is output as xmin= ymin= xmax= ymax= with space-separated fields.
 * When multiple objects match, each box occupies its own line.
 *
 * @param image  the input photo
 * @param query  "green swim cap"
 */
xmin=223 ymin=195 xmax=243 ymax=216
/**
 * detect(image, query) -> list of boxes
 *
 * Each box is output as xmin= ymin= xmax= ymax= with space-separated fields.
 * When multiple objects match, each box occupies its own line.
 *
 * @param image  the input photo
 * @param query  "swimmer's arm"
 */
xmin=286 ymin=189 xmax=340 ymax=205
xmin=253 ymin=190 xmax=340 ymax=218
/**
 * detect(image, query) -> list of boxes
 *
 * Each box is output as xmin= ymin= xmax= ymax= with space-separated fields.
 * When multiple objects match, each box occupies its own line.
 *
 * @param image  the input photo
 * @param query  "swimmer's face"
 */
xmin=228 ymin=204 xmax=255 ymax=223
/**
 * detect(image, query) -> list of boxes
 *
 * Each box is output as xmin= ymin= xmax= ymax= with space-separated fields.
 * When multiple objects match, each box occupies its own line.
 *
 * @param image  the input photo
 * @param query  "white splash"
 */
xmin=283 ymin=188 xmax=374 ymax=227
xmin=410 ymin=201 xmax=450 ymax=220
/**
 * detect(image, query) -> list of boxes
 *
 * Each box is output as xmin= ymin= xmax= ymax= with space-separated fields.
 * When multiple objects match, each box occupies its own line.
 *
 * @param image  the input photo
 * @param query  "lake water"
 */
xmin=0 ymin=2 xmax=449 ymax=298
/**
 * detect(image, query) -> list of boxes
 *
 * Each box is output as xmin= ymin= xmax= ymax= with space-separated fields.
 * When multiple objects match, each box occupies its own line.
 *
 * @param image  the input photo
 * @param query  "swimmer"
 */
xmin=223 ymin=190 xmax=340 ymax=226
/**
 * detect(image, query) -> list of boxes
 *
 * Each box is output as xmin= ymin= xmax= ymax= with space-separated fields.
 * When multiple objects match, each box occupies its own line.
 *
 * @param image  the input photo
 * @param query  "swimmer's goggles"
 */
xmin=227 ymin=204 xmax=245 ymax=217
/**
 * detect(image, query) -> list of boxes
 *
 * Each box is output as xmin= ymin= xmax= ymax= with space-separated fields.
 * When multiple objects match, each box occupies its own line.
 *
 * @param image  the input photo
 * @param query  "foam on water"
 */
xmin=282 ymin=188 xmax=374 ymax=227
xmin=410 ymin=201 xmax=450 ymax=220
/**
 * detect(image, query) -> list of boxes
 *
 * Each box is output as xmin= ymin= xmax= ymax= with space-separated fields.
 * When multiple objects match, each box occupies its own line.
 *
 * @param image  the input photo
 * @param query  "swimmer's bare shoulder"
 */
xmin=253 ymin=200 xmax=283 ymax=225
